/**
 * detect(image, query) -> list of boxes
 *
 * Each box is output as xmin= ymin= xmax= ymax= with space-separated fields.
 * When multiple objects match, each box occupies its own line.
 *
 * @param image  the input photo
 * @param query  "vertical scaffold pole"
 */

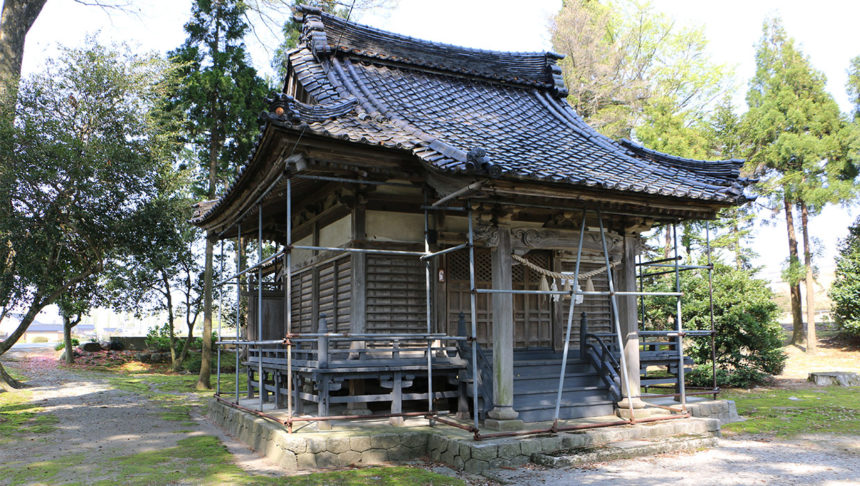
xmin=258 ymin=205 xmax=264 ymax=411
xmin=706 ymin=221 xmax=717 ymax=399
xmin=235 ymin=223 xmax=241 ymax=404
xmin=672 ymin=223 xmax=687 ymax=408
xmin=466 ymin=201 xmax=479 ymax=432
xmin=286 ymin=177 xmax=293 ymax=419
xmin=553 ymin=210 xmax=587 ymax=426
xmin=596 ymin=210 xmax=635 ymax=419
xmin=638 ymin=254 xmax=646 ymax=326
xmin=217 ymin=240 xmax=224 ymax=396
xmin=423 ymin=191 xmax=433 ymax=416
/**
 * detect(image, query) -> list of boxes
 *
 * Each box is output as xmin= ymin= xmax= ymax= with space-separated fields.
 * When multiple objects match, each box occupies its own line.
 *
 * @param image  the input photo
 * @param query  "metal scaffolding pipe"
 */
xmin=258 ymin=205 xmax=264 ymax=411
xmin=286 ymin=177 xmax=293 ymax=419
xmin=217 ymin=240 xmax=224 ymax=396
xmin=597 ymin=209 xmax=636 ymax=420
xmin=467 ymin=201 xmax=479 ymax=432
xmin=235 ymin=224 xmax=241 ymax=404
xmin=216 ymin=172 xmax=284 ymax=239
xmin=553 ymin=210 xmax=586 ymax=424
xmin=423 ymin=191 xmax=434 ymax=417
xmin=216 ymin=250 xmax=286 ymax=286
xmin=672 ymin=223 xmax=687 ymax=409
xmin=420 ymin=242 xmax=469 ymax=260
xmin=706 ymin=221 xmax=717 ymax=399
xmin=432 ymin=180 xmax=484 ymax=207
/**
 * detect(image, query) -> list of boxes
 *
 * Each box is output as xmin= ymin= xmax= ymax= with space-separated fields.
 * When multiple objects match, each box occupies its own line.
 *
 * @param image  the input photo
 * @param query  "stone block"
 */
xmin=497 ymin=441 xmax=522 ymax=459
xmin=305 ymin=437 xmax=325 ymax=454
xmin=469 ymin=443 xmax=498 ymax=462
xmin=276 ymin=450 xmax=298 ymax=471
xmin=370 ymin=434 xmax=400 ymax=450
xmin=361 ymin=449 xmax=388 ymax=465
xmin=316 ymin=451 xmax=338 ymax=468
xmin=520 ymin=439 xmax=542 ymax=455
xmin=464 ymin=458 xmax=489 ymax=474
xmin=327 ymin=436 xmax=350 ymax=454
xmin=338 ymin=450 xmax=361 ymax=466
xmin=539 ymin=435 xmax=562 ymax=452
xmin=282 ymin=436 xmax=307 ymax=454
xmin=458 ymin=442 xmax=472 ymax=461
xmin=297 ymin=453 xmax=317 ymax=469
xmin=453 ymin=455 xmax=465 ymax=470
xmin=440 ymin=445 xmax=457 ymax=466
xmin=401 ymin=432 xmax=427 ymax=450
xmin=349 ymin=436 xmax=372 ymax=452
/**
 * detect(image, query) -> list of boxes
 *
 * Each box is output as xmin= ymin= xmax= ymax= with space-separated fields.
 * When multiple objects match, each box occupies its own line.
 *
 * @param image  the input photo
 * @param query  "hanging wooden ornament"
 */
xmin=539 ymin=275 xmax=550 ymax=293
xmin=585 ymin=277 xmax=595 ymax=292
xmin=550 ymin=279 xmax=559 ymax=302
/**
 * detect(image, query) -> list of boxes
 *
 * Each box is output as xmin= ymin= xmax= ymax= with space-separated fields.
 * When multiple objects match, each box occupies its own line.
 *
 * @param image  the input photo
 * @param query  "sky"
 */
xmin=18 ymin=0 xmax=860 ymax=306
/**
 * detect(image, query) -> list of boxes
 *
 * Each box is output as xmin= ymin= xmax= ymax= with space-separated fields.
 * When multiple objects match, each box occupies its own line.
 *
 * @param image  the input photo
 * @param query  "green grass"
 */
xmin=84 ymin=435 xmax=462 ymax=486
xmin=721 ymin=386 xmax=860 ymax=437
xmin=0 ymin=372 xmax=59 ymax=444
xmin=2 ymin=453 xmax=86 ymax=486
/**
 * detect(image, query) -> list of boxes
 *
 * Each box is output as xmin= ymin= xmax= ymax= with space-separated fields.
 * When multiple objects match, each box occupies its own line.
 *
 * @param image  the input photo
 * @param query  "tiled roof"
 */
xmin=191 ymin=7 xmax=751 ymax=226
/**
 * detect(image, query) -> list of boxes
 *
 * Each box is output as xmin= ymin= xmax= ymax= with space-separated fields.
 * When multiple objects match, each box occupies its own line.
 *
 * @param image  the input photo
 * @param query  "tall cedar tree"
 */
xmin=0 ymin=43 xmax=175 ymax=388
xmin=745 ymin=18 xmax=855 ymax=351
xmin=168 ymin=0 xmax=268 ymax=390
xmin=705 ymin=97 xmax=756 ymax=269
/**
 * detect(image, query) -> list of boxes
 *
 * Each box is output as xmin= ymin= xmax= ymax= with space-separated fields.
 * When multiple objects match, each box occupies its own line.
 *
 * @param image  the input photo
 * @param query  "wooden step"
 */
xmin=516 ymin=401 xmax=616 ymax=423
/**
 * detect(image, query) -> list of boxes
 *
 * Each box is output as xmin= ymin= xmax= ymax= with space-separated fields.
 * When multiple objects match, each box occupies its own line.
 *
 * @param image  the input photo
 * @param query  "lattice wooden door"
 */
xmin=444 ymin=249 xmax=553 ymax=349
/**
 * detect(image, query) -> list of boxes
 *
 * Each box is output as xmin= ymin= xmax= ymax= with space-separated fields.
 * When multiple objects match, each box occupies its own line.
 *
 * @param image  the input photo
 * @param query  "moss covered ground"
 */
xmin=721 ymin=385 xmax=860 ymax=437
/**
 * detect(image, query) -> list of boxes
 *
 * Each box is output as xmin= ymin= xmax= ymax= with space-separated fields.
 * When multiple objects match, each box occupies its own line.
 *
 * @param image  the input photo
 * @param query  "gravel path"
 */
xmin=493 ymin=435 xmax=860 ymax=485
xmin=3 ymin=350 xmax=859 ymax=485
xmin=0 ymin=351 xmax=280 ymax=485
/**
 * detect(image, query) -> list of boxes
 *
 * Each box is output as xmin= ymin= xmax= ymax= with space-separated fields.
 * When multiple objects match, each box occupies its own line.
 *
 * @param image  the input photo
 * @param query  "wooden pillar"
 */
xmin=486 ymin=228 xmax=520 ymax=426
xmin=348 ymin=204 xmax=371 ymax=414
xmin=617 ymin=233 xmax=644 ymax=408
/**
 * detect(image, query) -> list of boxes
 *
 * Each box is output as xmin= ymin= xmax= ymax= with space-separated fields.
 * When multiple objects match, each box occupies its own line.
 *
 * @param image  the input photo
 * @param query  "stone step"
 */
xmin=516 ymin=401 xmax=616 ymax=422
xmin=530 ymin=435 xmax=719 ymax=469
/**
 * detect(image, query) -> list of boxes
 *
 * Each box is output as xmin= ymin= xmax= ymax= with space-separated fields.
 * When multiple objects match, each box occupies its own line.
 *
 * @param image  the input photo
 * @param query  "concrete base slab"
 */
xmin=615 ymin=408 xmax=667 ymax=420
xmin=207 ymin=398 xmax=722 ymax=474
xmin=531 ymin=435 xmax=719 ymax=468
xmin=483 ymin=418 xmax=525 ymax=431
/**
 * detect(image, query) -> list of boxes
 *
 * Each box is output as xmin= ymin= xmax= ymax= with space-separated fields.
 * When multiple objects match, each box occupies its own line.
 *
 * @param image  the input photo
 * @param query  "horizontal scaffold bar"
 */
xmin=215 ymin=250 xmax=286 ymax=286
xmin=635 ymin=256 xmax=682 ymax=266
xmin=420 ymin=205 xmax=467 ymax=212
xmin=290 ymin=245 xmax=425 ymax=256
xmin=473 ymin=288 xmax=682 ymax=297
xmin=639 ymin=330 xmax=714 ymax=337
xmin=420 ymin=242 xmax=469 ymax=260
xmin=640 ymin=263 xmax=713 ymax=270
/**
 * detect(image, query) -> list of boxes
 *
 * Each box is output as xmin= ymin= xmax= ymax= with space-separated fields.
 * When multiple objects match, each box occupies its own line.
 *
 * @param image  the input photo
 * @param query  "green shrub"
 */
xmin=643 ymin=261 xmax=786 ymax=388
xmin=31 ymin=336 xmax=49 ymax=343
xmin=54 ymin=338 xmax=80 ymax=351
xmin=830 ymin=218 xmax=860 ymax=338
xmin=180 ymin=351 xmax=236 ymax=373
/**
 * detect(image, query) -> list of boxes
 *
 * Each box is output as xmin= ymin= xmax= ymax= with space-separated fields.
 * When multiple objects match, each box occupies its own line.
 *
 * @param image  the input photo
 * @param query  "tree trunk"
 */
xmin=63 ymin=315 xmax=73 ymax=365
xmin=0 ymin=361 xmax=22 ymax=391
xmin=177 ymin=328 xmax=194 ymax=370
xmin=161 ymin=271 xmax=178 ymax=371
xmin=663 ymin=226 xmax=672 ymax=259
xmin=800 ymin=201 xmax=816 ymax=353
xmin=0 ymin=0 xmax=47 ymax=96
xmin=783 ymin=196 xmax=805 ymax=346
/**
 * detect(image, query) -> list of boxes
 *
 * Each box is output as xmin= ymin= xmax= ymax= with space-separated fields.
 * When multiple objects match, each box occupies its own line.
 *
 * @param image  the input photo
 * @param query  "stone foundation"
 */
xmin=207 ymin=398 xmax=723 ymax=473
xmin=684 ymin=399 xmax=741 ymax=424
